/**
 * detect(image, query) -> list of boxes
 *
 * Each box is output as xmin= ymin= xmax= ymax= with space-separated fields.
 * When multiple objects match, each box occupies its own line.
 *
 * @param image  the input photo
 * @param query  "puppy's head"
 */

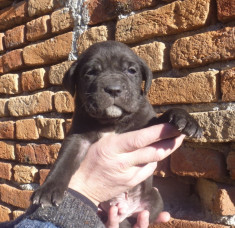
xmin=63 ymin=41 xmax=152 ymax=120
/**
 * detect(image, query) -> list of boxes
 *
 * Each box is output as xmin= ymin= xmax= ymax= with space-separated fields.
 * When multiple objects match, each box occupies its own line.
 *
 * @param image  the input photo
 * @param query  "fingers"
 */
xmin=127 ymin=134 xmax=185 ymax=166
xmin=106 ymin=206 xmax=119 ymax=228
xmin=112 ymin=124 xmax=181 ymax=153
xmin=133 ymin=210 xmax=149 ymax=228
xmin=155 ymin=211 xmax=171 ymax=223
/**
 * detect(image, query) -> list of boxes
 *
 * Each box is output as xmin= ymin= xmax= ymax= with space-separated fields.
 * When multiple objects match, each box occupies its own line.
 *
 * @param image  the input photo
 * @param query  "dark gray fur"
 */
xmin=31 ymin=41 xmax=202 ymax=227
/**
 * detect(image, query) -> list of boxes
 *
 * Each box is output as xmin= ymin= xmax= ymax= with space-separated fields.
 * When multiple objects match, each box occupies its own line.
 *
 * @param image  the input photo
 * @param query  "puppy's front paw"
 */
xmin=161 ymin=108 xmax=203 ymax=138
xmin=31 ymin=183 xmax=65 ymax=207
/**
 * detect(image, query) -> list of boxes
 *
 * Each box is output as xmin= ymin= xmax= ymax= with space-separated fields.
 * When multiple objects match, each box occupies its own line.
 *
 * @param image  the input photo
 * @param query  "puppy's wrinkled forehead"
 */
xmin=80 ymin=41 xmax=140 ymax=72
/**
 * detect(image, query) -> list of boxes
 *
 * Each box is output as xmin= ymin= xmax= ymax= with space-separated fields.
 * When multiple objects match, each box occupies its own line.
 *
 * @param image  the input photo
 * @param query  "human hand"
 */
xmin=68 ymin=123 xmax=185 ymax=206
xmin=106 ymin=206 xmax=171 ymax=228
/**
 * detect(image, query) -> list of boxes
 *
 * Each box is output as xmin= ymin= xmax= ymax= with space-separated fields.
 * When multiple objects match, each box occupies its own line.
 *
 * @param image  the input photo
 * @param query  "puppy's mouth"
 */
xmin=105 ymin=105 xmax=123 ymax=118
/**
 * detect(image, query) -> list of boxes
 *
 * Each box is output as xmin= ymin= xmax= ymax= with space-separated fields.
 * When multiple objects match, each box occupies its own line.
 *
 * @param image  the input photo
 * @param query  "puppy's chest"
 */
xmin=97 ymin=127 xmax=117 ymax=139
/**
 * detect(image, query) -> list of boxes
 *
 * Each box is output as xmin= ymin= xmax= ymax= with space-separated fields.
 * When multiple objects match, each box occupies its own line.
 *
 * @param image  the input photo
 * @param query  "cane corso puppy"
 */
xmin=32 ymin=41 xmax=202 ymax=227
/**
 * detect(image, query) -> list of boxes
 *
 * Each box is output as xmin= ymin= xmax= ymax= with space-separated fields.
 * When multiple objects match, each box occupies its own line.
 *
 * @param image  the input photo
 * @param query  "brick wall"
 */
xmin=0 ymin=0 xmax=234 ymax=227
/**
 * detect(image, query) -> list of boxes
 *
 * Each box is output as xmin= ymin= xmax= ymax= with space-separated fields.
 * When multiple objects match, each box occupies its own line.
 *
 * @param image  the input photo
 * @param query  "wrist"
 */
xmin=68 ymin=172 xmax=100 ymax=207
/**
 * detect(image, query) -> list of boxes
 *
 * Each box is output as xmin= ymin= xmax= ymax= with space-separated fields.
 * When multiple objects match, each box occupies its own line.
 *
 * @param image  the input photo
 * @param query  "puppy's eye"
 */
xmin=86 ymin=69 xmax=98 ymax=76
xmin=127 ymin=67 xmax=137 ymax=74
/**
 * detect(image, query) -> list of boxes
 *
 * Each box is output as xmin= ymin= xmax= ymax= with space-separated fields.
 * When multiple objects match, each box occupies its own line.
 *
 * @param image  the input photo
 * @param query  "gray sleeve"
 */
xmin=27 ymin=190 xmax=105 ymax=228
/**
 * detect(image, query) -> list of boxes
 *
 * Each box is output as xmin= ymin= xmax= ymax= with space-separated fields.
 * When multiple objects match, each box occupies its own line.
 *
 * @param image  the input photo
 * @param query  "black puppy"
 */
xmin=32 ymin=41 xmax=202 ymax=227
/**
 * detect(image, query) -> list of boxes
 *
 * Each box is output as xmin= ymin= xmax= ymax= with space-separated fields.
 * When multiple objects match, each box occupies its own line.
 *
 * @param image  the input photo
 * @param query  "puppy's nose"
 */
xmin=104 ymin=85 xmax=122 ymax=97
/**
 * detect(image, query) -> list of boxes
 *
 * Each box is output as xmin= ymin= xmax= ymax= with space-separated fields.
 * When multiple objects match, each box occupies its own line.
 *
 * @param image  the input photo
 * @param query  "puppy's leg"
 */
xmin=32 ymin=134 xmax=91 ymax=207
xmin=156 ymin=108 xmax=203 ymax=138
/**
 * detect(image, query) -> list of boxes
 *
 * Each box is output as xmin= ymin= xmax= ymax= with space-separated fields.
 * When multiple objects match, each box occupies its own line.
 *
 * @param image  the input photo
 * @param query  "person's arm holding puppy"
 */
xmin=12 ymin=123 xmax=184 ymax=228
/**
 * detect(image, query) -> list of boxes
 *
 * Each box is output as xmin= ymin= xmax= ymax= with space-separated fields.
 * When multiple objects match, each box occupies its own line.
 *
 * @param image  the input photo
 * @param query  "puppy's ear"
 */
xmin=140 ymin=59 xmax=153 ymax=95
xmin=63 ymin=61 xmax=78 ymax=96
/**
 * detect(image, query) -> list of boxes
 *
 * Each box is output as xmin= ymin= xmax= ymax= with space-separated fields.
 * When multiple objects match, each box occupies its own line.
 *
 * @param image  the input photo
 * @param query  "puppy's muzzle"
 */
xmin=104 ymin=84 xmax=122 ymax=98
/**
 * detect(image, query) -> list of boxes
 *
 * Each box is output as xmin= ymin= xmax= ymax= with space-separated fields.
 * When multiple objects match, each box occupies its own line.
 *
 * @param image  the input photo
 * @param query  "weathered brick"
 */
xmin=86 ymin=0 xmax=158 ymax=25
xmin=150 ymin=217 xmax=230 ymax=228
xmin=0 ymin=205 xmax=11 ymax=222
xmin=0 ymin=33 xmax=4 ymax=53
xmin=0 ymin=99 xmax=9 ymax=117
xmin=26 ymin=15 xmax=50 ymax=42
xmin=51 ymin=8 xmax=74 ymax=33
xmin=216 ymin=0 xmax=235 ymax=22
xmin=54 ymin=91 xmax=74 ymax=113
xmin=77 ymin=25 xmax=112 ymax=55
xmin=28 ymin=0 xmax=54 ymax=17
xmin=4 ymin=25 xmax=25 ymax=49
xmin=154 ymin=156 xmax=171 ymax=177
xmin=116 ymin=0 xmax=210 ymax=44
xmin=0 ymin=121 xmax=14 ymax=139
xmin=171 ymin=26 xmax=235 ymax=69
xmin=37 ymin=118 xmax=65 ymax=140
xmin=221 ymin=67 xmax=235 ymax=102
xmin=0 ymin=162 xmax=12 ymax=180
xmin=171 ymin=143 xmax=227 ymax=180
xmin=227 ymin=150 xmax=235 ymax=180
xmin=132 ymin=42 xmax=167 ymax=72
xmin=16 ymin=119 xmax=39 ymax=140
xmin=0 ymin=56 xmax=3 ymax=74
xmin=23 ymin=32 xmax=72 ymax=66
xmin=148 ymin=71 xmax=218 ymax=105
xmin=39 ymin=169 xmax=50 ymax=185
xmin=192 ymin=110 xmax=235 ymax=142
xmin=0 ymin=0 xmax=12 ymax=9
xmin=196 ymin=178 xmax=235 ymax=216
xmin=64 ymin=119 xmax=72 ymax=134
xmin=49 ymin=60 xmax=74 ymax=85
xmin=0 ymin=73 xmax=20 ymax=94
xmin=12 ymin=210 xmax=25 ymax=220
xmin=21 ymin=68 xmax=48 ymax=92
xmin=0 ymin=141 xmax=15 ymax=160
xmin=0 ymin=1 xmax=28 ymax=31
xmin=0 ymin=184 xmax=32 ymax=209
xmin=15 ymin=143 xmax=60 ymax=165
xmin=8 ymin=91 xmax=54 ymax=117
xmin=13 ymin=165 xmax=38 ymax=184
xmin=2 ymin=49 xmax=24 ymax=73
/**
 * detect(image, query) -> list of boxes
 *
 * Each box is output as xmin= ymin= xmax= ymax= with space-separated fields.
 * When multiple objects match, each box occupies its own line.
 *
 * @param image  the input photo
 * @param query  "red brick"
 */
xmin=0 ymin=205 xmax=11 ymax=222
xmin=0 ymin=162 xmax=12 ymax=180
xmin=0 ymin=99 xmax=9 ymax=117
xmin=2 ymin=49 xmax=24 ymax=73
xmin=13 ymin=165 xmax=38 ymax=184
xmin=28 ymin=0 xmax=56 ymax=17
xmin=0 ymin=184 xmax=32 ymax=209
xmin=4 ymin=25 xmax=25 ymax=49
xmin=16 ymin=143 xmax=60 ymax=165
xmin=197 ymin=179 xmax=235 ymax=216
xmin=86 ymin=0 xmax=158 ymax=25
xmin=0 ymin=33 xmax=4 ymax=53
xmin=51 ymin=8 xmax=74 ymax=33
xmin=151 ymin=217 xmax=229 ymax=228
xmin=16 ymin=119 xmax=39 ymax=140
xmin=39 ymin=169 xmax=50 ymax=185
xmin=0 ymin=56 xmax=3 ymax=74
xmin=0 ymin=1 xmax=28 ymax=31
xmin=8 ymin=91 xmax=54 ymax=117
xmin=54 ymin=91 xmax=74 ymax=113
xmin=116 ymin=0 xmax=210 ymax=44
xmin=0 ymin=141 xmax=15 ymax=160
xmin=0 ymin=121 xmax=14 ymax=139
xmin=154 ymin=156 xmax=171 ymax=177
xmin=23 ymin=32 xmax=72 ymax=66
xmin=21 ymin=68 xmax=48 ymax=92
xmin=26 ymin=15 xmax=50 ymax=42
xmin=171 ymin=144 xmax=227 ymax=180
xmin=0 ymin=73 xmax=20 ymax=94
xmin=221 ymin=67 xmax=235 ymax=102
xmin=170 ymin=26 xmax=235 ymax=69
xmin=216 ymin=0 xmax=235 ymax=22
